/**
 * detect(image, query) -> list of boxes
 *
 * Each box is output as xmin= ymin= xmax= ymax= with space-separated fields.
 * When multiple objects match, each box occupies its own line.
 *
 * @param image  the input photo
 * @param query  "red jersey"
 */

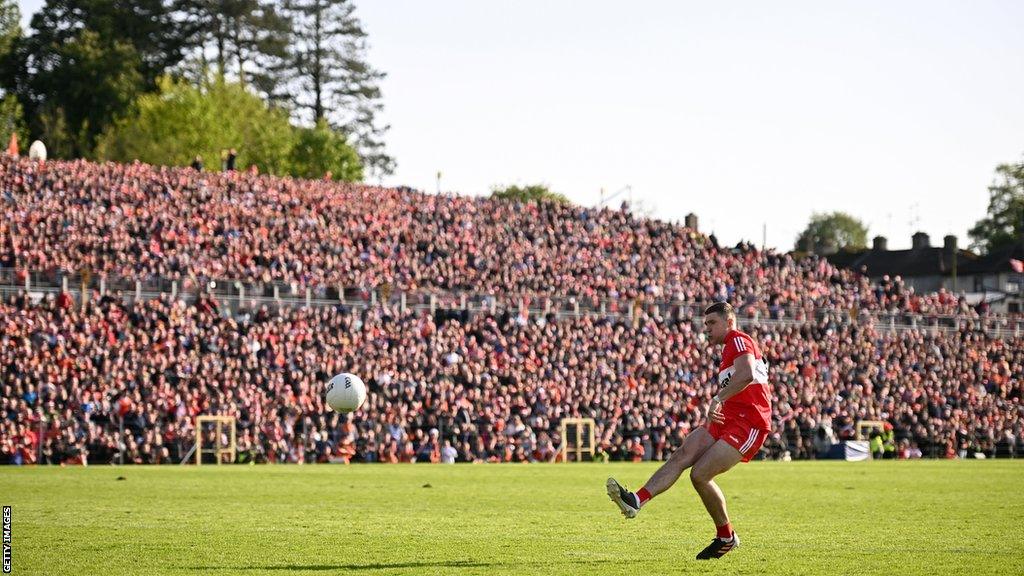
xmin=717 ymin=329 xmax=772 ymax=430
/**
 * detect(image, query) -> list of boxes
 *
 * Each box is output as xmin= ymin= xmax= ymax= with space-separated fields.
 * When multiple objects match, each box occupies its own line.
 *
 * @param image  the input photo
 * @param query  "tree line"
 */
xmin=794 ymin=158 xmax=1023 ymax=257
xmin=0 ymin=0 xmax=392 ymax=181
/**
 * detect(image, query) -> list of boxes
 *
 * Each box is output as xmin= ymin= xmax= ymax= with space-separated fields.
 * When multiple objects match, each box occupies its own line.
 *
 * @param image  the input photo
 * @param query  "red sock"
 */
xmin=716 ymin=523 xmax=733 ymax=539
xmin=636 ymin=487 xmax=652 ymax=507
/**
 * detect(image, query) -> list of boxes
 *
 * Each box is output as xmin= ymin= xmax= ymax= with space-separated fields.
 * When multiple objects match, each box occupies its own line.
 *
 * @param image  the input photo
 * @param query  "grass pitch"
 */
xmin=2 ymin=461 xmax=1022 ymax=575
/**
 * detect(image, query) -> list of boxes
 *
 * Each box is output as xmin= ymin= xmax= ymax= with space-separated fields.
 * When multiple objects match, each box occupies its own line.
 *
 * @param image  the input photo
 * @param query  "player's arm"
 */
xmin=714 ymin=353 xmax=756 ymax=403
xmin=706 ymin=353 xmax=755 ymax=424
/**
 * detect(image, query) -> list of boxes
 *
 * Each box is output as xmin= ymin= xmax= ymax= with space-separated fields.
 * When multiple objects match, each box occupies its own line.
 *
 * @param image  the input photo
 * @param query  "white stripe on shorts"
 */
xmin=738 ymin=429 xmax=758 ymax=454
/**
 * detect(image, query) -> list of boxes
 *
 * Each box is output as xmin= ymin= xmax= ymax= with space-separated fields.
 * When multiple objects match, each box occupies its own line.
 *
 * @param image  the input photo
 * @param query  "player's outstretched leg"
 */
xmin=605 ymin=427 xmax=716 ymax=518
xmin=690 ymin=440 xmax=743 ymax=559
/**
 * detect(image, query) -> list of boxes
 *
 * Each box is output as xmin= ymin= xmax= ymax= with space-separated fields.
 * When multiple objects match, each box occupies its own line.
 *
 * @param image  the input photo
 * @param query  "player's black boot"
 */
xmin=695 ymin=532 xmax=740 ymax=560
xmin=605 ymin=478 xmax=640 ymax=518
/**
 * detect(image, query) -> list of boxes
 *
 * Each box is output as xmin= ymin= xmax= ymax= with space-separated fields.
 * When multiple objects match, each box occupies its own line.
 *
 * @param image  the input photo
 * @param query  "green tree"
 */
xmin=0 ymin=1 xmax=26 ymax=146
xmin=95 ymin=76 xmax=294 ymax=174
xmin=968 ymin=159 xmax=1024 ymax=254
xmin=22 ymin=29 xmax=142 ymax=157
xmin=0 ymin=0 xmax=19 ymax=63
xmin=795 ymin=212 xmax=868 ymax=254
xmin=34 ymin=104 xmax=74 ymax=158
xmin=176 ymin=0 xmax=291 ymax=98
xmin=289 ymin=119 xmax=362 ymax=181
xmin=0 ymin=3 xmax=30 ymax=135
xmin=1 ymin=0 xmax=189 ymax=157
xmin=491 ymin=184 xmax=570 ymax=204
xmin=285 ymin=0 xmax=393 ymax=177
xmin=0 ymin=94 xmax=28 ymax=147
xmin=24 ymin=0 xmax=187 ymax=90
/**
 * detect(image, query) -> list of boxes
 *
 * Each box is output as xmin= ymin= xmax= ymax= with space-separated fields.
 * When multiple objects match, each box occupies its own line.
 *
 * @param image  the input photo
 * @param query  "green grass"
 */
xmin=2 ymin=461 xmax=1023 ymax=575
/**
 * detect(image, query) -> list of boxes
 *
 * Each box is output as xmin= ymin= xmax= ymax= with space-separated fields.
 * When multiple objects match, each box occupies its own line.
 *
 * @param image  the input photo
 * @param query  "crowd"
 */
xmin=2 ymin=155 xmax=1019 ymax=465
xmin=2 ymin=288 xmax=1019 ymax=466
xmin=1 ymin=156 xmax=982 ymax=318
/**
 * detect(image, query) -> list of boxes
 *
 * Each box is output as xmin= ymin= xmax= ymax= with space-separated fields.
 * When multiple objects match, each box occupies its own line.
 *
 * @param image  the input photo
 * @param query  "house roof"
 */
xmin=956 ymin=243 xmax=1024 ymax=275
xmin=826 ymin=247 xmax=981 ymax=278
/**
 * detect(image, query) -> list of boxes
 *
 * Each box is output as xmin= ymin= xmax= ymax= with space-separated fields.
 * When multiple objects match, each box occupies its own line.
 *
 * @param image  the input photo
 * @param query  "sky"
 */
xmin=17 ymin=1 xmax=1024 ymax=251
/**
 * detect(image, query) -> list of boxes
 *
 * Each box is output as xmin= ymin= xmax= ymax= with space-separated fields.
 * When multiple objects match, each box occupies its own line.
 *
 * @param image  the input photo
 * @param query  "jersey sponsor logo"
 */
xmin=753 ymin=359 xmax=769 ymax=382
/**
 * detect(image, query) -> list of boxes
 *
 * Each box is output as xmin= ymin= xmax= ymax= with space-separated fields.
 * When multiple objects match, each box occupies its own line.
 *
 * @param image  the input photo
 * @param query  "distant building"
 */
xmin=826 ymin=233 xmax=1024 ymax=314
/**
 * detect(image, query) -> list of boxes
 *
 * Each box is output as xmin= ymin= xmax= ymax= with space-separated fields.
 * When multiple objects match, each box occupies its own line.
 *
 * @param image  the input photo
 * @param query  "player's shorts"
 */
xmin=706 ymin=418 xmax=769 ymax=463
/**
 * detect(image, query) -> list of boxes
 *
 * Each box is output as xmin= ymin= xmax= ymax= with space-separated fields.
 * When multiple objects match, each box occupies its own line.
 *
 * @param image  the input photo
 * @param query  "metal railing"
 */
xmin=2 ymin=267 xmax=1022 ymax=338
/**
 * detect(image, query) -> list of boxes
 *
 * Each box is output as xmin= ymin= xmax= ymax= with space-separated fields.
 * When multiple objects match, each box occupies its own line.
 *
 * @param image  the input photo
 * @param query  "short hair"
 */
xmin=704 ymin=301 xmax=735 ymax=319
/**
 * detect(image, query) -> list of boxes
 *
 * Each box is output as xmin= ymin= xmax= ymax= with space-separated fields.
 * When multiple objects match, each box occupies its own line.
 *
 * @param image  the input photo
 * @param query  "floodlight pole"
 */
xmin=599 ymin=185 xmax=631 ymax=208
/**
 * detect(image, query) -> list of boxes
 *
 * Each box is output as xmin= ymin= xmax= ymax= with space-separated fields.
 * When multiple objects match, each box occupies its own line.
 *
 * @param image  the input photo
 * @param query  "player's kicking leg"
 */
xmin=606 ymin=427 xmax=716 ymax=518
xmin=689 ymin=440 xmax=743 ymax=559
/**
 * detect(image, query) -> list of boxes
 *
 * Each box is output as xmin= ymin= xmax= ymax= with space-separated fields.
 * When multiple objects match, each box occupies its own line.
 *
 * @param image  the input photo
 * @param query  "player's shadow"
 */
xmin=190 ymin=558 xmax=633 ymax=571
xmin=190 ymin=560 xmax=496 ymax=571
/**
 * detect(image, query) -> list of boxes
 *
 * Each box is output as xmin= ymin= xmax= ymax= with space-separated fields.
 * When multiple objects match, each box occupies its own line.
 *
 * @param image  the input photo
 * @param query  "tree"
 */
xmin=15 ymin=29 xmax=143 ymax=157
xmin=491 ymin=184 xmax=570 ymax=204
xmin=289 ymin=119 xmax=362 ymax=181
xmin=175 ymin=0 xmax=290 ymax=95
xmin=176 ymin=0 xmax=291 ymax=99
xmin=0 ymin=1 xmax=26 ymax=146
xmin=3 ymin=0 xmax=191 ymax=157
xmin=14 ymin=0 xmax=187 ymax=94
xmin=0 ymin=94 xmax=28 ymax=148
xmin=240 ymin=3 xmax=294 ymax=103
xmin=968 ymin=159 xmax=1024 ymax=254
xmin=0 ymin=0 xmax=26 ymax=120
xmin=795 ymin=212 xmax=868 ymax=254
xmin=34 ymin=104 xmax=74 ymax=158
xmin=95 ymin=76 xmax=294 ymax=174
xmin=285 ymin=0 xmax=394 ymax=177
xmin=0 ymin=0 xmax=19 ymax=65
xmin=96 ymin=76 xmax=364 ymax=181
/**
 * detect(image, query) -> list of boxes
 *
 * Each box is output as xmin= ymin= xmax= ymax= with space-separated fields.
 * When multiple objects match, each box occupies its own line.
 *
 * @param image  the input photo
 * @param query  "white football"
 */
xmin=29 ymin=140 xmax=47 ymax=161
xmin=325 ymin=373 xmax=367 ymax=413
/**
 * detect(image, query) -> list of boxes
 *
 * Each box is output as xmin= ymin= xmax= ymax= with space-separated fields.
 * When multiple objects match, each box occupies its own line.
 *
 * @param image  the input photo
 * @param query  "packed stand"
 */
xmin=2 ymin=290 xmax=1019 ymax=465
xmin=0 ymin=157 xmax=981 ymax=318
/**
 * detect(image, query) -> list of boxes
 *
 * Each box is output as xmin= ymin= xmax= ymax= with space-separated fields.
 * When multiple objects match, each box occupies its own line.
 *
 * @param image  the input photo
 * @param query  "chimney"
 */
xmin=911 ymin=232 xmax=930 ymax=250
xmin=943 ymin=235 xmax=957 ymax=253
xmin=684 ymin=213 xmax=698 ymax=231
xmin=872 ymin=236 xmax=888 ymax=251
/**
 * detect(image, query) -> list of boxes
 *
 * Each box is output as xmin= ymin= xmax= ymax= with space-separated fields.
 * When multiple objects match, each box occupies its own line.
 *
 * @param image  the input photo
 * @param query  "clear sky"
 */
xmin=17 ymin=0 xmax=1024 ymax=251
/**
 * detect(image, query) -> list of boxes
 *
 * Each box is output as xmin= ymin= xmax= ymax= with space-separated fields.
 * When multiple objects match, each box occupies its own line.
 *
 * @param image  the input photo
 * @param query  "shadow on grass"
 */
xmin=188 ymin=560 xmax=495 ymax=571
xmin=188 ymin=558 xmax=637 ymax=572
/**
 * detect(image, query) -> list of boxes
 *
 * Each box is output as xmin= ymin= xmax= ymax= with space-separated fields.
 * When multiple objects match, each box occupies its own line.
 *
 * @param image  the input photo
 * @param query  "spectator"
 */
xmin=441 ymin=440 xmax=457 ymax=464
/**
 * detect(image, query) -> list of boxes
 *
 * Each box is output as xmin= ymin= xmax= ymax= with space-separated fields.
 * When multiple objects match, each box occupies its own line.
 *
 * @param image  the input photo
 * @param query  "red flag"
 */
xmin=1011 ymin=259 xmax=1024 ymax=274
xmin=6 ymin=132 xmax=18 ymax=156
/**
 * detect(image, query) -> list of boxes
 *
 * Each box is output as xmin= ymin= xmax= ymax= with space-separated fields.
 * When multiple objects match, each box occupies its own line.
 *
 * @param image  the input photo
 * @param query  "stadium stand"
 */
xmin=1 ymin=157 xmax=1021 ymax=464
